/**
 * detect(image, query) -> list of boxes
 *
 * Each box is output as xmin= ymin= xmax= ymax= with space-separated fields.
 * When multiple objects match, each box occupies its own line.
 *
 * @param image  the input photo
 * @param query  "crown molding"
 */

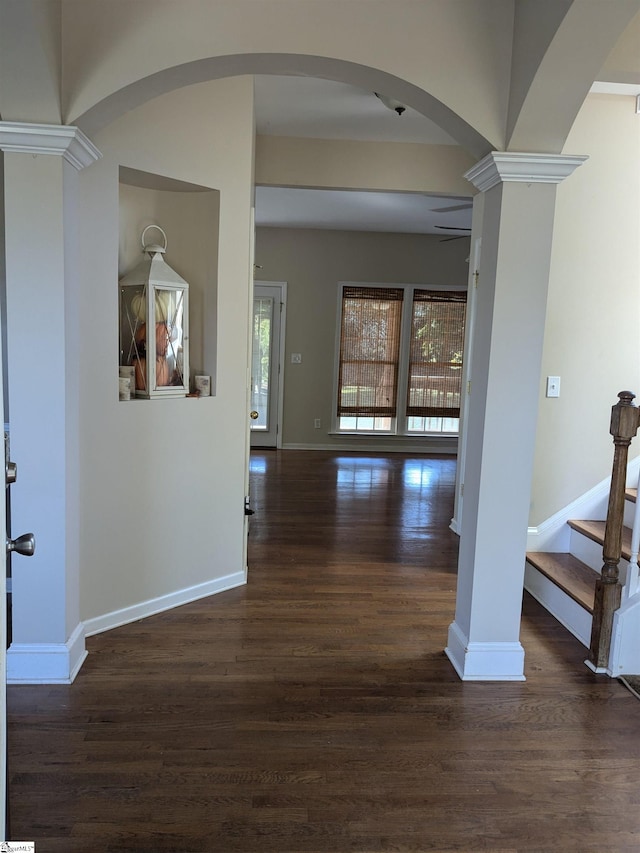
xmin=465 ymin=152 xmax=588 ymax=193
xmin=0 ymin=122 xmax=101 ymax=170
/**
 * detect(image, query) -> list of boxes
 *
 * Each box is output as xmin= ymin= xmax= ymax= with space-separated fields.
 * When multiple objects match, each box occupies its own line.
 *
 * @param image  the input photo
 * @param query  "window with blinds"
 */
xmin=335 ymin=284 xmax=467 ymax=435
xmin=337 ymin=286 xmax=404 ymax=420
xmin=406 ymin=289 xmax=467 ymax=419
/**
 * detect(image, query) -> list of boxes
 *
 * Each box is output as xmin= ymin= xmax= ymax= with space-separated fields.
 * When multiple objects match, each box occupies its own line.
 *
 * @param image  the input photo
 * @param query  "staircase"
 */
xmin=525 ymin=488 xmax=636 ymax=651
xmin=525 ymin=392 xmax=640 ymax=675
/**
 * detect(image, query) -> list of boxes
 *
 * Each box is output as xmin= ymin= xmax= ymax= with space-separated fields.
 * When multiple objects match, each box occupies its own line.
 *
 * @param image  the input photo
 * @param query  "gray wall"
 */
xmin=255 ymin=226 xmax=470 ymax=451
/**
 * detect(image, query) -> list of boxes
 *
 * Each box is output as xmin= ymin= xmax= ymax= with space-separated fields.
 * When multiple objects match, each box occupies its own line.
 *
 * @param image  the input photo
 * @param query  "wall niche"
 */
xmin=118 ymin=166 xmax=220 ymax=398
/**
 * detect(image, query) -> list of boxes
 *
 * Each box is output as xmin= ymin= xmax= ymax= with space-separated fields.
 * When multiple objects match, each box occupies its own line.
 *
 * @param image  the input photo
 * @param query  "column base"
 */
xmin=7 ymin=622 xmax=87 ymax=684
xmin=445 ymin=620 xmax=526 ymax=681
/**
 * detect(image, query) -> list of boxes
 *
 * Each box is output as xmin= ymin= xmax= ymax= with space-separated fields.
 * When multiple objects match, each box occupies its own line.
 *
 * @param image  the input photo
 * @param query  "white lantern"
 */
xmin=119 ymin=225 xmax=189 ymax=399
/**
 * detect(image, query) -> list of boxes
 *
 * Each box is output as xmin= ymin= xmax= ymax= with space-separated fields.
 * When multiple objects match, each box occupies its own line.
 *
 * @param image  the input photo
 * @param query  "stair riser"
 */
xmin=524 ymin=564 xmax=593 ymax=647
xmin=569 ymin=529 xmax=629 ymax=583
xmin=623 ymin=499 xmax=639 ymax=530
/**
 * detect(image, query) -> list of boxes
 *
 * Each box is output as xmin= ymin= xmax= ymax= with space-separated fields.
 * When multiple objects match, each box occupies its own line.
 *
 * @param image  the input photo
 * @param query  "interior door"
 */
xmin=0 ymin=346 xmax=34 ymax=841
xmin=0 ymin=423 xmax=6 ymax=838
xmin=250 ymin=283 xmax=285 ymax=448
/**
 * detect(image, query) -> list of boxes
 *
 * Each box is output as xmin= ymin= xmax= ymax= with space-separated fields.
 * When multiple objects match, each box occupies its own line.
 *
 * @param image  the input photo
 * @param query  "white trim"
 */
xmin=445 ymin=620 xmax=526 ymax=681
xmin=526 ymin=454 xmax=640 ymax=552
xmin=584 ymin=659 xmax=608 ymax=675
xmin=590 ymin=81 xmax=640 ymax=97
xmin=0 ymin=121 xmax=102 ymax=170
xmin=282 ymin=440 xmax=458 ymax=454
xmin=83 ymin=569 xmax=247 ymax=637
xmin=607 ymin=592 xmax=640 ymax=677
xmin=7 ymin=622 xmax=87 ymax=684
xmin=252 ymin=281 xmax=287 ymax=449
xmin=464 ymin=152 xmax=588 ymax=193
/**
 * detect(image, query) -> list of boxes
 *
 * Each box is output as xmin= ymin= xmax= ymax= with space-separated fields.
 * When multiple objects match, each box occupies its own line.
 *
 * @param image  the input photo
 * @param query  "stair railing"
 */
xmin=588 ymin=391 xmax=640 ymax=671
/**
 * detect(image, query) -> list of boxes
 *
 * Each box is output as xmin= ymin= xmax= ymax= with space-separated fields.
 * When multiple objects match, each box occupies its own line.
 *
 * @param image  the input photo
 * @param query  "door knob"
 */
xmin=250 ymin=410 xmax=259 ymax=420
xmin=7 ymin=532 xmax=35 ymax=557
xmin=5 ymin=460 xmax=17 ymax=486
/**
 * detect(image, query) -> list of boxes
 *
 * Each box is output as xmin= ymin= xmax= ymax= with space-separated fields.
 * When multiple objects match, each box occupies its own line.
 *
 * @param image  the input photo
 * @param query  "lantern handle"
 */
xmin=141 ymin=225 xmax=167 ymax=253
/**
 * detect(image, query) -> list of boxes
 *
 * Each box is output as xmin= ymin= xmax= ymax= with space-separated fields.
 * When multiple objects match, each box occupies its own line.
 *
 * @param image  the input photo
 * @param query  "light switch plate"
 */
xmin=291 ymin=353 xmax=302 ymax=364
xmin=546 ymin=376 xmax=560 ymax=398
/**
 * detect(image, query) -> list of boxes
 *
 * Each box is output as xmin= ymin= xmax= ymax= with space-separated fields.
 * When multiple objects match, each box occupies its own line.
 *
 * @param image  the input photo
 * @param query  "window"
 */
xmin=335 ymin=284 xmax=467 ymax=435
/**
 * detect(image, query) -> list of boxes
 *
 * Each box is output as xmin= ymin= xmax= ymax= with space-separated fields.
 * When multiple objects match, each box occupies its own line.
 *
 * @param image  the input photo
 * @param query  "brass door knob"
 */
xmin=250 ymin=410 xmax=259 ymax=420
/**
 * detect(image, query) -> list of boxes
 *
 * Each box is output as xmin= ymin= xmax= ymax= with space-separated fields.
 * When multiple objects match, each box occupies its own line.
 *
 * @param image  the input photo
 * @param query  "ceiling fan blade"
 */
xmin=432 ymin=203 xmax=473 ymax=213
xmin=435 ymin=225 xmax=472 ymax=231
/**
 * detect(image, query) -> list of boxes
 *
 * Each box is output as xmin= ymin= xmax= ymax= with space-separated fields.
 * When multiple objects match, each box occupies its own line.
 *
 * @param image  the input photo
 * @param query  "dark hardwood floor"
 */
xmin=7 ymin=450 xmax=640 ymax=852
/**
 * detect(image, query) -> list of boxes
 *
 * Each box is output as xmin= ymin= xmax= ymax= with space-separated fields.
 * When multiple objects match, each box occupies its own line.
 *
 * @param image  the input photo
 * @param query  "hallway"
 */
xmin=7 ymin=451 xmax=640 ymax=851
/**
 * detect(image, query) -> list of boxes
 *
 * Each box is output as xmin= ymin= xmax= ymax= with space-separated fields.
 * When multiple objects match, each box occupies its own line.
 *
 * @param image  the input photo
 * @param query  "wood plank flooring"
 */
xmin=7 ymin=450 xmax=640 ymax=852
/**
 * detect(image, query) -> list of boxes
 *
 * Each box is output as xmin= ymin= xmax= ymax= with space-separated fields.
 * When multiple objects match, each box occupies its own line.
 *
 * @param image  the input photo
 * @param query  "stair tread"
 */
xmin=627 ymin=487 xmax=637 ymax=503
xmin=568 ymin=518 xmax=633 ymax=561
xmin=526 ymin=551 xmax=598 ymax=612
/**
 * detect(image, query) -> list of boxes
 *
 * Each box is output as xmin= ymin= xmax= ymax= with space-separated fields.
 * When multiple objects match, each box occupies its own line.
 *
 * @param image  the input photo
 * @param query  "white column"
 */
xmin=0 ymin=122 xmax=100 ymax=682
xmin=446 ymin=152 xmax=587 ymax=681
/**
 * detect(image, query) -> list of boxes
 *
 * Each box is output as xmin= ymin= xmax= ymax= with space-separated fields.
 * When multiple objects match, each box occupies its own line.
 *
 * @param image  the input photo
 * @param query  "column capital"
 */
xmin=0 ymin=121 xmax=101 ymax=170
xmin=465 ymin=151 xmax=588 ymax=193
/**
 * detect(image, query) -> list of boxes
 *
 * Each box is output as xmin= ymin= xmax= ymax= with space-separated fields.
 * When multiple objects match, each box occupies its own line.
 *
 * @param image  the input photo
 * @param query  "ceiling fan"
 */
xmin=432 ymin=202 xmax=473 ymax=213
xmin=435 ymin=225 xmax=472 ymax=242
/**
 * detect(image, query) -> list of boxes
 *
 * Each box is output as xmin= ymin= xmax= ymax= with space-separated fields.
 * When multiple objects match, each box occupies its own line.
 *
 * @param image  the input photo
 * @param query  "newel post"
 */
xmin=588 ymin=391 xmax=640 ymax=671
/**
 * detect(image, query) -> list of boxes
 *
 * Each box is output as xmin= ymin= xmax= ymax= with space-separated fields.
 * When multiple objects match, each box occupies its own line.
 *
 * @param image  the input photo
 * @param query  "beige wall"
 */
xmin=531 ymin=93 xmax=640 ymax=524
xmin=76 ymin=77 xmax=254 ymax=623
xmin=62 ymin=0 xmax=514 ymax=153
xmin=255 ymin=226 xmax=470 ymax=451
xmin=256 ymin=136 xmax=475 ymax=196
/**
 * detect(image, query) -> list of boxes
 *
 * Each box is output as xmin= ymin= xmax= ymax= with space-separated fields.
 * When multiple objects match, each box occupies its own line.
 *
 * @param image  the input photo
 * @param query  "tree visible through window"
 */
xmin=336 ymin=285 xmax=467 ymax=434
xmin=407 ymin=289 xmax=467 ymax=424
xmin=337 ymin=287 xmax=403 ymax=426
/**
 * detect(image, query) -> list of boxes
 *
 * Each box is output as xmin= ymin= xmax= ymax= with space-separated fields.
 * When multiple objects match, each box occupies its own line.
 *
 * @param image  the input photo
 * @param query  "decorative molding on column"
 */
xmin=6 ymin=622 xmax=87 ymax=684
xmin=0 ymin=121 xmax=102 ymax=170
xmin=445 ymin=620 xmax=526 ymax=681
xmin=465 ymin=152 xmax=588 ymax=193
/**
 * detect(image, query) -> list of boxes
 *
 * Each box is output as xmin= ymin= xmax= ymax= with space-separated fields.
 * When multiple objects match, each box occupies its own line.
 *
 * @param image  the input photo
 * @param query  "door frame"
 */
xmin=252 ymin=280 xmax=287 ymax=450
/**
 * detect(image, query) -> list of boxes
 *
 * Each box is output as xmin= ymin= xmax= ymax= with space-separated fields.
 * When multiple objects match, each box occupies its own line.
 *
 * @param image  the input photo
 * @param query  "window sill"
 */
xmin=328 ymin=431 xmax=459 ymax=439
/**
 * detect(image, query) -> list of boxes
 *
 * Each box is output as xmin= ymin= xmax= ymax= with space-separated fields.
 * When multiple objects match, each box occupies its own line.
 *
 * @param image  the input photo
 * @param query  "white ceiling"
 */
xmin=254 ymin=76 xmax=459 ymax=145
xmin=254 ymin=76 xmax=472 ymax=236
xmin=252 ymin=76 xmax=632 ymax=236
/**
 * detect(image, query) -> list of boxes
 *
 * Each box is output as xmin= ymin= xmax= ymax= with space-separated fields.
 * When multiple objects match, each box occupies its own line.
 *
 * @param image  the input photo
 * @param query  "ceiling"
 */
xmin=253 ymin=75 xmax=637 ymax=236
xmin=253 ymin=76 xmax=473 ymax=236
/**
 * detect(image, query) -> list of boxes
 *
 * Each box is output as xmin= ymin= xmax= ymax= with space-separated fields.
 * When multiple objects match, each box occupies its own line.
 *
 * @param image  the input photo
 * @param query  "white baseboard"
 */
xmin=83 ymin=569 xmax=247 ymax=637
xmin=445 ymin=620 xmax=526 ymax=681
xmin=281 ymin=441 xmax=458 ymax=454
xmin=7 ymin=622 xmax=87 ymax=684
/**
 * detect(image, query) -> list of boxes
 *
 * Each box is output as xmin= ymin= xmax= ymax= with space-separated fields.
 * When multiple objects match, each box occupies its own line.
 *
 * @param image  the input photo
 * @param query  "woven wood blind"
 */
xmin=406 ymin=289 xmax=467 ymax=418
xmin=337 ymin=286 xmax=404 ymax=417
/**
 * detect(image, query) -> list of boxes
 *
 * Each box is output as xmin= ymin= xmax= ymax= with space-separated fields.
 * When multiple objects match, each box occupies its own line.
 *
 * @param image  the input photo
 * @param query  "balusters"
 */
xmin=623 ymin=467 xmax=640 ymax=602
xmin=588 ymin=391 xmax=640 ymax=670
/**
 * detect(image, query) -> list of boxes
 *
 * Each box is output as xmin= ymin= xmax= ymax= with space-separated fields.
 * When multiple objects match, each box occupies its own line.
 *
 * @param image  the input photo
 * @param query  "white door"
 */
xmin=0 ymin=341 xmax=7 ymax=836
xmin=250 ymin=282 xmax=286 ymax=448
xmin=0 ymin=335 xmax=34 ymax=839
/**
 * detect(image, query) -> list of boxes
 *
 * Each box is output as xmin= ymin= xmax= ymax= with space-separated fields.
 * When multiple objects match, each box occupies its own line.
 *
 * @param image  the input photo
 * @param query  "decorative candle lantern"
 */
xmin=119 ymin=225 xmax=189 ymax=398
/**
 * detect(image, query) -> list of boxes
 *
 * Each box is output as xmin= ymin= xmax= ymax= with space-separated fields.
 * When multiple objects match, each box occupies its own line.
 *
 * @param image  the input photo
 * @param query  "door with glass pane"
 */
xmin=250 ymin=283 xmax=284 ymax=448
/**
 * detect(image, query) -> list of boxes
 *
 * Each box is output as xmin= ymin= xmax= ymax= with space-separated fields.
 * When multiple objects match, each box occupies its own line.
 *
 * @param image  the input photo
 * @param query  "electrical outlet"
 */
xmin=314 ymin=418 xmax=321 ymax=429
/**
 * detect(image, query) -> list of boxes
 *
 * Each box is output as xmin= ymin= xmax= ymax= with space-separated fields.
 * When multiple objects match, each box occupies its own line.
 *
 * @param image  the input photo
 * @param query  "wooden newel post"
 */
xmin=588 ymin=391 xmax=640 ymax=670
